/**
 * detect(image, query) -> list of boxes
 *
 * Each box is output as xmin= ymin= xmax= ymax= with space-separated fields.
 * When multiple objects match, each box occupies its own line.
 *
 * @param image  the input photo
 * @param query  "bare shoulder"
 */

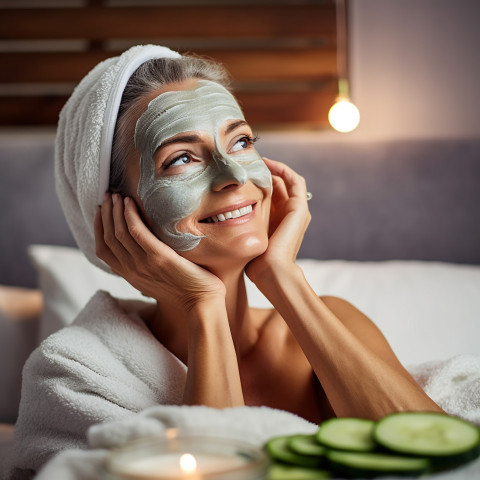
xmin=319 ymin=295 xmax=374 ymax=329
xmin=320 ymin=295 xmax=362 ymax=311
xmin=319 ymin=296 xmax=409 ymax=372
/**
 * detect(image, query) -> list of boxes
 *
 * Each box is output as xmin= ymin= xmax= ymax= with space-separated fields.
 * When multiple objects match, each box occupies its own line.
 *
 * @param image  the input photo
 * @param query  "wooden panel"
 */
xmin=0 ymin=5 xmax=336 ymax=41
xmin=0 ymin=87 xmax=336 ymax=128
xmin=236 ymin=87 xmax=336 ymax=128
xmin=0 ymin=96 xmax=68 ymax=126
xmin=0 ymin=48 xmax=337 ymax=84
xmin=0 ymin=1 xmax=339 ymax=129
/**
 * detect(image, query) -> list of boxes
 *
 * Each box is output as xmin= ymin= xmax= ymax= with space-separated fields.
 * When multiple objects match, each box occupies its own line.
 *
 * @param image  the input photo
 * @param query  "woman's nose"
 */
xmin=211 ymin=153 xmax=248 ymax=191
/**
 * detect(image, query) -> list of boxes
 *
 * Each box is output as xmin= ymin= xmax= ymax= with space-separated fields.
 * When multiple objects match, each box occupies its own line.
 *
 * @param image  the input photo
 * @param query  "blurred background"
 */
xmin=1 ymin=0 xmax=479 ymax=139
xmin=1 ymin=0 xmax=480 ymax=433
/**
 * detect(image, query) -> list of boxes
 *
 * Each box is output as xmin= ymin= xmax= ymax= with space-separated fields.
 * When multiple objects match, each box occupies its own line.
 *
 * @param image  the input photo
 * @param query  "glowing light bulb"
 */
xmin=179 ymin=453 xmax=197 ymax=473
xmin=328 ymin=98 xmax=360 ymax=133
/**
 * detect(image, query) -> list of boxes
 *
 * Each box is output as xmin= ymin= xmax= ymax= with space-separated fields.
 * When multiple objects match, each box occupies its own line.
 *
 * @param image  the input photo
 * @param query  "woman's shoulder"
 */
xmin=251 ymin=295 xmax=374 ymax=339
xmin=318 ymin=295 xmax=374 ymax=326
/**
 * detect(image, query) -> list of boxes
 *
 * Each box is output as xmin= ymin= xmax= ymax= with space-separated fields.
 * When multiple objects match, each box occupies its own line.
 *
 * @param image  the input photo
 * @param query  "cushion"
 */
xmin=28 ymin=245 xmax=149 ymax=342
xmin=28 ymin=245 xmax=480 ymax=366
xmin=246 ymin=259 xmax=480 ymax=366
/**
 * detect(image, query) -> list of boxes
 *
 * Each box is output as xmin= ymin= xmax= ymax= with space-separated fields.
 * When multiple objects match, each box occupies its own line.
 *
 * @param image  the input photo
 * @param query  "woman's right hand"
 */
xmin=94 ymin=193 xmax=226 ymax=311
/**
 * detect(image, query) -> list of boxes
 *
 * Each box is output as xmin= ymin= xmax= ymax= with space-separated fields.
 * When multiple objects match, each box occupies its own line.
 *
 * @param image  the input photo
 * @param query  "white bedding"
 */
xmin=28 ymin=245 xmax=480 ymax=364
xmin=34 ymin=353 xmax=480 ymax=480
xmin=2 ymin=246 xmax=480 ymax=478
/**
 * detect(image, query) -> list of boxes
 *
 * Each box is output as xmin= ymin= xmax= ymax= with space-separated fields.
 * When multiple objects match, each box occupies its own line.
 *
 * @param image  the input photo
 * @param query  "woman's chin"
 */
xmin=180 ymin=233 xmax=268 ymax=271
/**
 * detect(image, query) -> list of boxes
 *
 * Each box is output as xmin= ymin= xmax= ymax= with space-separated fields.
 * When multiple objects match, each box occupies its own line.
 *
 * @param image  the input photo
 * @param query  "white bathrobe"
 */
xmin=8 ymin=291 xmax=187 ymax=479
xmin=7 ymin=290 xmax=480 ymax=479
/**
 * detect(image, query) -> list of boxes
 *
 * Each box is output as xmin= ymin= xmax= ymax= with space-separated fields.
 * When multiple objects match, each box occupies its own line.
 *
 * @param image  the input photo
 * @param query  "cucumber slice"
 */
xmin=316 ymin=418 xmax=376 ymax=452
xmin=374 ymin=412 xmax=480 ymax=467
xmin=288 ymin=434 xmax=326 ymax=457
xmin=267 ymin=463 xmax=331 ymax=480
xmin=325 ymin=450 xmax=431 ymax=478
xmin=265 ymin=435 xmax=324 ymax=468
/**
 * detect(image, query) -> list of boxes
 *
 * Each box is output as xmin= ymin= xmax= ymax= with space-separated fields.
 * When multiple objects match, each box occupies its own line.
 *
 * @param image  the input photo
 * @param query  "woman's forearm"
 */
xmin=183 ymin=299 xmax=245 ymax=408
xmin=253 ymin=264 xmax=442 ymax=419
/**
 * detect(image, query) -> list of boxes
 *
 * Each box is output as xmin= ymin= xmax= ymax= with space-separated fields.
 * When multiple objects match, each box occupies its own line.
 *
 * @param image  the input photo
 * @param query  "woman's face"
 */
xmin=126 ymin=79 xmax=272 ymax=268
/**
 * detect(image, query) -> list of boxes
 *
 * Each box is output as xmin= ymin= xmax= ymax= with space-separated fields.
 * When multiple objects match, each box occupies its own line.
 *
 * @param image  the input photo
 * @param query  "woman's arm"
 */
xmin=247 ymin=159 xmax=442 ymax=420
xmin=95 ymin=193 xmax=244 ymax=408
xmin=183 ymin=298 xmax=244 ymax=407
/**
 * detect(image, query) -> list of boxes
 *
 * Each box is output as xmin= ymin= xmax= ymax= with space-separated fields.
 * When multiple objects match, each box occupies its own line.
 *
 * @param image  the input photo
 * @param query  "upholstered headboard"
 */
xmin=1 ymin=135 xmax=479 ymax=288
xmin=259 ymin=136 xmax=480 ymax=264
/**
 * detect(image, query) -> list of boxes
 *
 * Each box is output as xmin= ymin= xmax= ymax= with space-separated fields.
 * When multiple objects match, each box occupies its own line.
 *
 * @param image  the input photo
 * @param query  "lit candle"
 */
xmin=116 ymin=451 xmax=248 ymax=479
xmin=103 ymin=431 xmax=270 ymax=480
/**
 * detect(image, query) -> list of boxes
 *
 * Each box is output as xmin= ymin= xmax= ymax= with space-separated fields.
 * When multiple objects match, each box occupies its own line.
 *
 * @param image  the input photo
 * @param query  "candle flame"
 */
xmin=179 ymin=453 xmax=197 ymax=473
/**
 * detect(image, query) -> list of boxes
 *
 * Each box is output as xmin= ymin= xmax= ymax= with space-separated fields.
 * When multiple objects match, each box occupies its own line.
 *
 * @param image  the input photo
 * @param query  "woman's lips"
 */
xmin=199 ymin=202 xmax=257 ymax=224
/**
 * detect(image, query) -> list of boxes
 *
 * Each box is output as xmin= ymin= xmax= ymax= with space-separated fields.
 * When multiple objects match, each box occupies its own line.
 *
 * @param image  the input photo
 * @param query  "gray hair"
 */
xmin=110 ymin=55 xmax=231 ymax=195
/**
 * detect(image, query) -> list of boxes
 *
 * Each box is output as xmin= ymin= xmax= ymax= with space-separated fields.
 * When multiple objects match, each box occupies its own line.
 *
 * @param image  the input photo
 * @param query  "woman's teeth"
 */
xmin=204 ymin=205 xmax=253 ymax=223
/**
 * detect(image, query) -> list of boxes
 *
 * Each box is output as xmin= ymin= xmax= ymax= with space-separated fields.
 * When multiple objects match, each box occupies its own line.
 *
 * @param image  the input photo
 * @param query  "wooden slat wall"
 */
xmin=0 ymin=1 xmax=338 ymax=129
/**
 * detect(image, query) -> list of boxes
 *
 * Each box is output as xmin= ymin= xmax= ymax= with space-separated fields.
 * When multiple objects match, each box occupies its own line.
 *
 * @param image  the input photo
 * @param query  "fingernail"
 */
xmin=103 ymin=192 xmax=109 ymax=203
xmin=112 ymin=193 xmax=119 ymax=204
xmin=124 ymin=197 xmax=130 ymax=205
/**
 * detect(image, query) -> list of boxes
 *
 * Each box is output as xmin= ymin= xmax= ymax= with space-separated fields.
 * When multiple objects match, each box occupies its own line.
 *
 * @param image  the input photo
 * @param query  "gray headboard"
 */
xmin=1 ymin=135 xmax=479 ymax=288
xmin=258 ymin=137 xmax=480 ymax=264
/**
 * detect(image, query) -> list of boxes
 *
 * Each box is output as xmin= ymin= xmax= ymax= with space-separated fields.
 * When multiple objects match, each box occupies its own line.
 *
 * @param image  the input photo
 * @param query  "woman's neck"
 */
xmin=147 ymin=266 xmax=260 ymax=363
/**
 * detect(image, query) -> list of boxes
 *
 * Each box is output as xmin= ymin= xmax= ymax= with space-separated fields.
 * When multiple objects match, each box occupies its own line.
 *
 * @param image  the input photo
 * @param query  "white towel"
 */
xmin=410 ymin=354 xmax=480 ymax=426
xmin=18 ymin=353 xmax=480 ymax=480
xmin=6 ymin=291 xmax=186 ymax=479
xmin=54 ymin=45 xmax=180 ymax=273
xmin=35 ymin=406 xmax=317 ymax=480
xmin=35 ymin=390 xmax=480 ymax=480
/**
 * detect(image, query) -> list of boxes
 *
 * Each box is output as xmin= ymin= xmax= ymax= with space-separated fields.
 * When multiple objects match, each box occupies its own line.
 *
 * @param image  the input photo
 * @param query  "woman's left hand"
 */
xmin=246 ymin=157 xmax=311 ymax=285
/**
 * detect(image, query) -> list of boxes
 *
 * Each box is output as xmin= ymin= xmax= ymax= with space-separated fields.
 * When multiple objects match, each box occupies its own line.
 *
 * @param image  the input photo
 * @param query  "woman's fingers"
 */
xmin=263 ymin=157 xmax=308 ymax=201
xmin=111 ymin=194 xmax=144 ymax=258
xmin=99 ymin=193 xmax=134 ymax=264
xmin=94 ymin=205 xmax=122 ymax=273
xmin=122 ymin=196 xmax=173 ymax=258
xmin=271 ymin=174 xmax=289 ymax=202
xmin=260 ymin=157 xmax=311 ymax=259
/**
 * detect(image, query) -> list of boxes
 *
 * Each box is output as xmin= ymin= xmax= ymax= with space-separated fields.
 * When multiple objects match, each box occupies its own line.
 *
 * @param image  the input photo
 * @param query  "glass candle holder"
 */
xmin=102 ymin=428 xmax=270 ymax=480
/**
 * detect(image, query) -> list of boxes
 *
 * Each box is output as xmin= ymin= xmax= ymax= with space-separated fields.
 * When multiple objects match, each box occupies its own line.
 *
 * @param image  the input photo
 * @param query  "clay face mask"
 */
xmin=135 ymin=80 xmax=272 ymax=251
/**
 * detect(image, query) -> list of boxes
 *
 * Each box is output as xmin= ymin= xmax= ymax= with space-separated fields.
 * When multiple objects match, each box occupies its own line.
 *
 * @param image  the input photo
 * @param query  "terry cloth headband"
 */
xmin=55 ymin=45 xmax=181 ymax=273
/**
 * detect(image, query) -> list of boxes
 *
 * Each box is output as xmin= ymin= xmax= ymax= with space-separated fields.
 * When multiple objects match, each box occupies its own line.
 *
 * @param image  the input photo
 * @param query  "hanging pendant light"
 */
xmin=329 ymin=0 xmax=360 ymax=133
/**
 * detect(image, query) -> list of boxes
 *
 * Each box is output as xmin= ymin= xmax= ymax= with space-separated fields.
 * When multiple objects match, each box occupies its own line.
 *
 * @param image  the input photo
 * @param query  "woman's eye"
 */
xmin=231 ymin=136 xmax=256 ymax=153
xmin=164 ymin=153 xmax=191 ymax=169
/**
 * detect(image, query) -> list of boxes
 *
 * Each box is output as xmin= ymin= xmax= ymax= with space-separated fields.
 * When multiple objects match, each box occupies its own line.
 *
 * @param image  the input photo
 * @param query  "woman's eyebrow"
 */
xmin=224 ymin=120 xmax=248 ymax=135
xmin=160 ymin=134 xmax=201 ymax=149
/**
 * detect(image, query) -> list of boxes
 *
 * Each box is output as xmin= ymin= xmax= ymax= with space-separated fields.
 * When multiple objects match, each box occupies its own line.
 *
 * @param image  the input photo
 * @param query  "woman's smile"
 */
xmin=199 ymin=201 xmax=257 ymax=224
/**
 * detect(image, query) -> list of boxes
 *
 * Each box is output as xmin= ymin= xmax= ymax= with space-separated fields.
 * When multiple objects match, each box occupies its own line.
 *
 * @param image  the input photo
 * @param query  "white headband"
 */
xmin=97 ymin=46 xmax=182 ymax=205
xmin=55 ymin=45 xmax=181 ymax=273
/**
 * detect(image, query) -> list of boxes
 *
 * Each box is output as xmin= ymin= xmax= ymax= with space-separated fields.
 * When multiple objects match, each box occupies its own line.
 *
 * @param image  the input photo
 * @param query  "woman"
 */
xmin=9 ymin=45 xmax=441 ymax=478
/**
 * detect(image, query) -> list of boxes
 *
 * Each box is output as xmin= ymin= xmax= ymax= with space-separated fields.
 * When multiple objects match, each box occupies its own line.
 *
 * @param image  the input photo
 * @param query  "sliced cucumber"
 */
xmin=325 ymin=450 xmax=431 ymax=478
xmin=316 ymin=418 xmax=376 ymax=452
xmin=288 ymin=434 xmax=326 ymax=457
xmin=267 ymin=462 xmax=331 ymax=480
xmin=265 ymin=435 xmax=324 ymax=468
xmin=374 ymin=412 xmax=480 ymax=467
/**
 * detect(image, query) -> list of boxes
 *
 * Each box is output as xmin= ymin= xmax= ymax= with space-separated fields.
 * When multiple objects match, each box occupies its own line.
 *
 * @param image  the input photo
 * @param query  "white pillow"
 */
xmin=29 ymin=245 xmax=480 ymax=366
xmin=246 ymin=259 xmax=480 ymax=366
xmin=28 ymin=245 xmax=149 ymax=342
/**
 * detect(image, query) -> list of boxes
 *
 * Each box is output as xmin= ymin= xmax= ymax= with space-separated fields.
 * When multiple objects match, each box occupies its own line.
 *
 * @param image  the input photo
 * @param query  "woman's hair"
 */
xmin=110 ymin=55 xmax=231 ymax=195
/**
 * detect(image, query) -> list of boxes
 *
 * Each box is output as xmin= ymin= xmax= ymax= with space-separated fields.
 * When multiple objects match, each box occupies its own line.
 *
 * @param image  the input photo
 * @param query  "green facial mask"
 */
xmin=135 ymin=80 xmax=272 ymax=251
